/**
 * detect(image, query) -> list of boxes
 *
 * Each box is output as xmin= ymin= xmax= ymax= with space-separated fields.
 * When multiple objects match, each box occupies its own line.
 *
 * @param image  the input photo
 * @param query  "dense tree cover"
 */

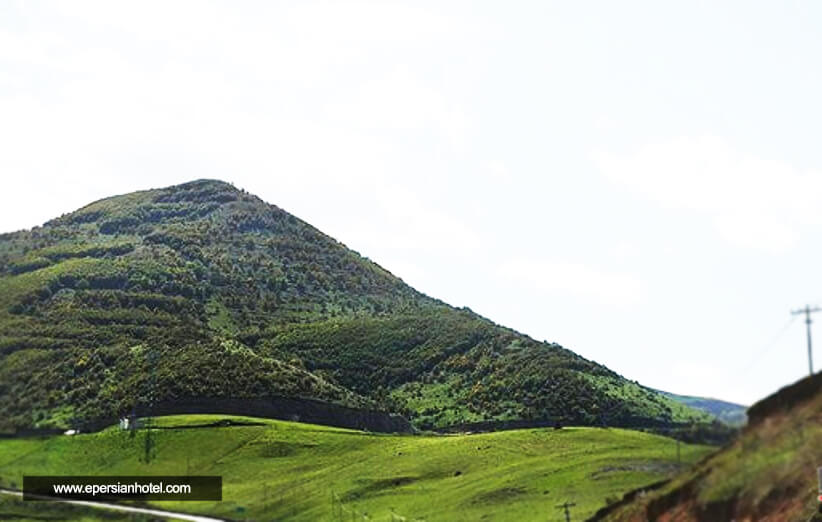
xmin=246 ymin=310 xmax=714 ymax=429
xmin=0 ymin=180 xmax=711 ymax=432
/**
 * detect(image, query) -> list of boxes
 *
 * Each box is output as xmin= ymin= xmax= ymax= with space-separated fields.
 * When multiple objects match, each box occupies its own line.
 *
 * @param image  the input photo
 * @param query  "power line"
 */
xmin=742 ymin=315 xmax=798 ymax=373
xmin=791 ymin=305 xmax=821 ymax=376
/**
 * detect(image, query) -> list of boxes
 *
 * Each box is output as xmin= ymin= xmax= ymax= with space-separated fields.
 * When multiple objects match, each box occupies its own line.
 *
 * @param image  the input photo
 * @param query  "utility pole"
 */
xmin=791 ymin=305 xmax=821 ymax=376
xmin=556 ymin=501 xmax=576 ymax=522
xmin=817 ymin=466 xmax=822 ymax=502
xmin=142 ymin=345 xmax=159 ymax=464
xmin=677 ymin=439 xmax=681 ymax=466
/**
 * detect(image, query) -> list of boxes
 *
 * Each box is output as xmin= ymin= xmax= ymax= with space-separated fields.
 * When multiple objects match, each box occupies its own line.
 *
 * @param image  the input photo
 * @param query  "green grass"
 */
xmin=603 ymin=375 xmax=822 ymax=521
xmin=390 ymin=376 xmax=488 ymax=427
xmin=0 ymin=415 xmax=714 ymax=521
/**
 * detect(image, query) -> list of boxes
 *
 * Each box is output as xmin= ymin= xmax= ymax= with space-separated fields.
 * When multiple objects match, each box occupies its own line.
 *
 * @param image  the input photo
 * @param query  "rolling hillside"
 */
xmin=596 ymin=372 xmax=822 ymax=521
xmin=656 ymin=390 xmax=747 ymax=426
xmin=0 ymin=415 xmax=714 ymax=521
xmin=0 ymin=179 xmax=712 ymax=433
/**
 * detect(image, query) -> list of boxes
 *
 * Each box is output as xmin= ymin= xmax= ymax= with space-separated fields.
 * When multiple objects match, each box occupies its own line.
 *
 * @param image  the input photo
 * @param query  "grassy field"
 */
xmin=0 ymin=415 xmax=714 ymax=521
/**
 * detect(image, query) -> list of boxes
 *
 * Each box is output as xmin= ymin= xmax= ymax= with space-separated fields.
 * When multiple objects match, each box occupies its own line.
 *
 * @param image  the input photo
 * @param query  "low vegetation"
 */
xmin=0 ymin=415 xmax=714 ymax=521
xmin=597 ymin=372 xmax=822 ymax=521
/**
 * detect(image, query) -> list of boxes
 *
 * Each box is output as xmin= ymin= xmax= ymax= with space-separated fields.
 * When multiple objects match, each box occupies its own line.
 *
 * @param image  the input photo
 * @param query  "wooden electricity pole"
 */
xmin=677 ymin=438 xmax=681 ymax=466
xmin=556 ymin=501 xmax=576 ymax=522
xmin=791 ymin=305 xmax=821 ymax=376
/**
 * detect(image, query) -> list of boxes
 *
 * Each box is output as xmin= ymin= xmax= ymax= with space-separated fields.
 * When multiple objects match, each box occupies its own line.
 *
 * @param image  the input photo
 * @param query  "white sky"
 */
xmin=3 ymin=1 xmax=822 ymax=405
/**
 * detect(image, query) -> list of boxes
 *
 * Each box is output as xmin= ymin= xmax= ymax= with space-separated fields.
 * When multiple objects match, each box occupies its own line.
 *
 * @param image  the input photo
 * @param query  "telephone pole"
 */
xmin=142 ymin=346 xmax=158 ymax=463
xmin=677 ymin=439 xmax=681 ymax=466
xmin=791 ymin=305 xmax=821 ymax=376
xmin=555 ymin=501 xmax=576 ymax=522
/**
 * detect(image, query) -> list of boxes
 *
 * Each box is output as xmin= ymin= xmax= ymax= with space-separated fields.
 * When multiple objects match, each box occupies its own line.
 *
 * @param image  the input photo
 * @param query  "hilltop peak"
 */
xmin=179 ymin=178 xmax=235 ymax=187
xmin=169 ymin=178 xmax=242 ymax=192
xmin=0 ymin=182 xmax=713 ymax=435
xmin=44 ymin=178 xmax=258 ymax=231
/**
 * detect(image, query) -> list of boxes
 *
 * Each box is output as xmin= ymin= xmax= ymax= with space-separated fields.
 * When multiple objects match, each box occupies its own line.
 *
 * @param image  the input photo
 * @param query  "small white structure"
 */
xmin=119 ymin=416 xmax=141 ymax=430
xmin=64 ymin=429 xmax=77 ymax=436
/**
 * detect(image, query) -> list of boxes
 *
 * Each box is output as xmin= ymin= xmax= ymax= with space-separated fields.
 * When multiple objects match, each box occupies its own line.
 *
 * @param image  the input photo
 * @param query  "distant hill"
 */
xmin=656 ymin=390 xmax=747 ymax=426
xmin=596 ymin=372 xmax=822 ymax=521
xmin=0 ymin=180 xmax=712 ymax=433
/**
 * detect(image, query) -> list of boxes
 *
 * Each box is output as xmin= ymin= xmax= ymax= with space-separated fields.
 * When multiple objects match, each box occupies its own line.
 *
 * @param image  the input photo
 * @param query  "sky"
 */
xmin=3 ymin=1 xmax=822 ymax=405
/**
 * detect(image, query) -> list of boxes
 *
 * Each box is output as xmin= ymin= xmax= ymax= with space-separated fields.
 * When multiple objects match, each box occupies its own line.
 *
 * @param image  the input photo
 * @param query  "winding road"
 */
xmin=0 ymin=487 xmax=226 ymax=521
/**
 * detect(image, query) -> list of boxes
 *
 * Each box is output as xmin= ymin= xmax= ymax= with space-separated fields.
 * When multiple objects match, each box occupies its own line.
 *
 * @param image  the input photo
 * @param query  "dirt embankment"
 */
xmin=746 ymin=372 xmax=822 ymax=426
xmin=592 ymin=372 xmax=822 ymax=522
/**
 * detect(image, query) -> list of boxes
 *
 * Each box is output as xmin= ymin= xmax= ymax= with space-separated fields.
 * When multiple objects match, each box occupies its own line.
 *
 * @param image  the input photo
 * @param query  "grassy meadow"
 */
xmin=0 ymin=415 xmax=714 ymax=521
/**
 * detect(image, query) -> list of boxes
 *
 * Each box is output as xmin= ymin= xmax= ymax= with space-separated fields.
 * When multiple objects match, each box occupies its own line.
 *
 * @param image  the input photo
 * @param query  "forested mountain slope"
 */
xmin=0 ymin=180 xmax=711 ymax=432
